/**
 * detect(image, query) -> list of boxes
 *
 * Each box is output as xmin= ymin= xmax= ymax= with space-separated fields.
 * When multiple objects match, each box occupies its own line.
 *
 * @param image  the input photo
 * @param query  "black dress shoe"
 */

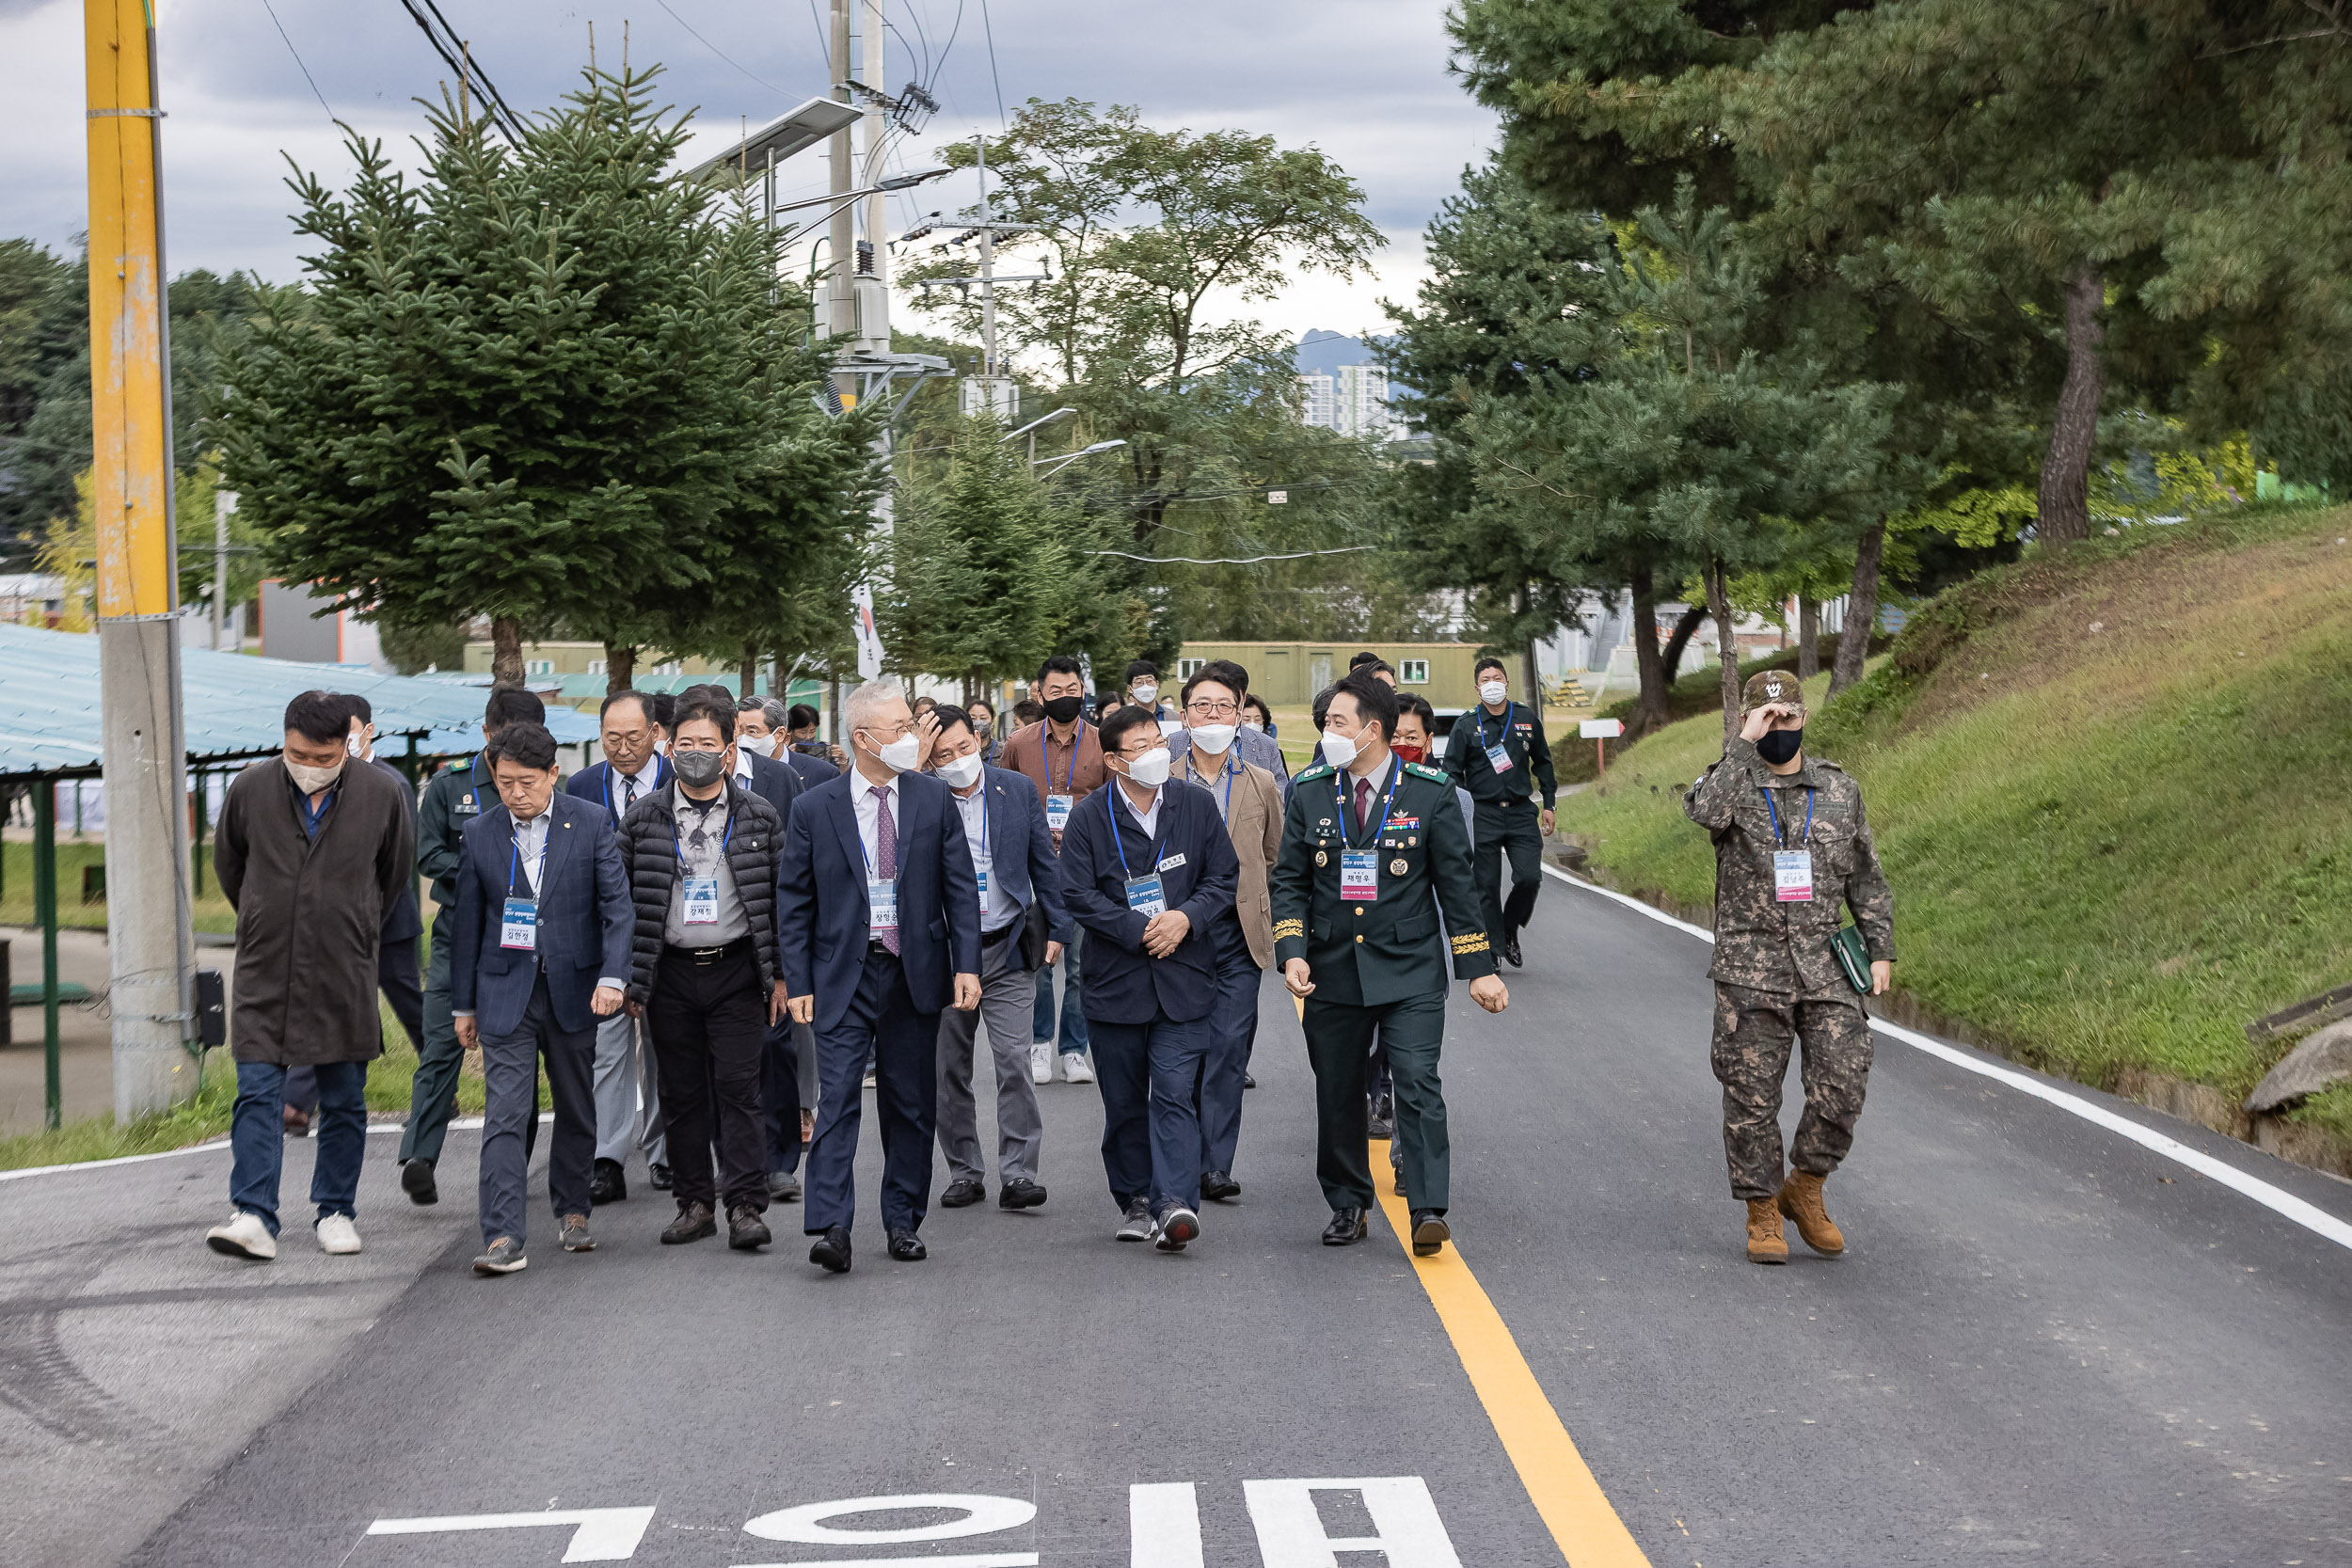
xmin=1367 ymin=1091 xmax=1395 ymax=1139
xmin=727 ymin=1205 xmax=772 ymax=1250
xmin=1243 ymin=1071 xmax=1257 ymax=1089
xmin=808 ymin=1225 xmax=851 ymax=1272
xmin=400 ymin=1159 xmax=438 ymax=1206
xmin=1322 ymin=1207 xmax=1369 ymax=1246
xmin=1502 ymin=935 xmax=1524 ymax=969
xmin=1200 ymin=1170 xmax=1241 ymax=1202
xmin=997 ymin=1178 xmax=1048 ymax=1210
xmin=886 ymin=1228 xmax=927 ymax=1261
xmin=660 ymin=1201 xmax=716 ymax=1244
xmin=649 ymin=1163 xmax=674 ymax=1192
xmin=939 ymin=1179 xmax=986 ymax=1208
xmin=588 ymin=1158 xmax=627 ymax=1206
xmin=1410 ymin=1208 xmax=1451 ymax=1257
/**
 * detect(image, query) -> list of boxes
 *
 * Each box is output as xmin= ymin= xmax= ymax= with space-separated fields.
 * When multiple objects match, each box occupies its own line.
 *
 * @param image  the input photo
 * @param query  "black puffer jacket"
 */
xmin=616 ymin=777 xmax=782 ymax=1002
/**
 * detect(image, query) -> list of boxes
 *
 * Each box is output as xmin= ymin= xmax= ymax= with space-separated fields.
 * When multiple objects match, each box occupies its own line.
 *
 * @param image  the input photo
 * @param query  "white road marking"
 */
xmin=1543 ymin=863 xmax=2352 ymax=1252
xmin=0 ymin=1114 xmax=545 ymax=1183
xmin=1130 ymin=1482 xmax=1206 ymax=1567
xmin=1244 ymin=1478 xmax=1465 ymax=1567
xmin=741 ymin=1493 xmax=1035 ymax=1544
xmin=734 ymin=1558 xmax=1034 ymax=1568
xmin=364 ymin=1506 xmax=654 ymax=1561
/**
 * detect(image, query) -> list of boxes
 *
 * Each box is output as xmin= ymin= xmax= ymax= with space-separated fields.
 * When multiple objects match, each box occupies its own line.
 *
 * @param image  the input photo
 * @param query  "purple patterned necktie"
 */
xmin=871 ymin=784 xmax=899 ymax=955
xmin=1355 ymin=776 xmax=1372 ymax=834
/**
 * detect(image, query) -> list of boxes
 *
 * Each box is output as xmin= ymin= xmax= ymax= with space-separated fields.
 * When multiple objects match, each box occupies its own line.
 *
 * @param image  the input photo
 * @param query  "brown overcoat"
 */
xmin=1177 ymin=753 xmax=1284 ymax=968
xmin=215 ymin=754 xmax=416 ymax=1065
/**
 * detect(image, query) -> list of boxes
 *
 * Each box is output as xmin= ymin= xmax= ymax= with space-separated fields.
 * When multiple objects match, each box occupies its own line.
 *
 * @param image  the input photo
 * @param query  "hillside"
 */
xmin=1553 ymin=502 xmax=2352 ymax=1159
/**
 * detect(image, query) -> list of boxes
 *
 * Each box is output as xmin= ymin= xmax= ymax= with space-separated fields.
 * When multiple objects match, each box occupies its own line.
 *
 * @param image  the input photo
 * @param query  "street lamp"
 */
xmin=1003 ymin=406 xmax=1077 ymax=465
xmin=1035 ymin=439 xmax=1126 ymax=478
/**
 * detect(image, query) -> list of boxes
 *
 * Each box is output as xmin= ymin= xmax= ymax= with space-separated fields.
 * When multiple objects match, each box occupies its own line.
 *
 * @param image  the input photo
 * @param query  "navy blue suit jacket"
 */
xmin=742 ymin=749 xmax=803 ymax=826
xmin=786 ymin=748 xmax=838 ymax=792
xmin=451 ymin=793 xmax=634 ymax=1038
xmin=775 ymin=768 xmax=984 ymax=1031
xmin=1058 ymin=778 xmax=1238 ymax=1025
xmin=565 ymin=754 xmax=670 ymax=826
xmin=961 ymin=763 xmax=1073 ymax=943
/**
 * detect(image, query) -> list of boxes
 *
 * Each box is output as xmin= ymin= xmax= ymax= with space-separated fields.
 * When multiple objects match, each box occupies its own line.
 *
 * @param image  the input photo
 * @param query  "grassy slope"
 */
xmin=1556 ymin=503 xmax=2352 ymax=1141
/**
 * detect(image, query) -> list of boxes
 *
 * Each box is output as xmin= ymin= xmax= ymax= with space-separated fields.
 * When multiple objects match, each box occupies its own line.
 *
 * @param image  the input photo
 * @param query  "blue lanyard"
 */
xmin=856 ymin=787 xmax=894 ymax=879
xmin=1336 ymin=759 xmax=1403 ymax=849
xmin=1185 ymin=752 xmax=1238 ymax=818
xmin=1760 ymin=784 xmax=1815 ymax=848
xmin=602 ymin=755 xmax=664 ymax=821
xmin=1054 ymin=727 xmax=1080 ymax=795
xmin=969 ymin=785 xmax=989 ymax=861
xmin=1107 ymin=786 xmax=1162 ymax=881
xmin=506 ymin=819 xmax=546 ymax=895
xmin=1479 ymin=704 xmax=1511 ymax=751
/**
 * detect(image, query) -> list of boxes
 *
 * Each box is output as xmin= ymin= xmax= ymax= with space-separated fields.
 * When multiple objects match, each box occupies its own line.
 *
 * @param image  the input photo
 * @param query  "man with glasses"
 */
xmin=1059 ymin=705 xmax=1239 ymax=1251
xmin=776 ymin=681 xmax=983 ymax=1272
xmin=1168 ymin=657 xmax=1291 ymax=806
xmin=1170 ymin=669 xmax=1283 ymax=1204
xmin=1001 ymin=655 xmax=1107 ymax=1085
xmin=1272 ymin=671 xmax=1507 ymax=1256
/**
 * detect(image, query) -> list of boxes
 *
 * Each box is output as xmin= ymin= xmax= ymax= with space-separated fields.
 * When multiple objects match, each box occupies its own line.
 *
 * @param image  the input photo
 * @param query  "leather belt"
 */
xmin=666 ymin=936 xmax=752 ymax=966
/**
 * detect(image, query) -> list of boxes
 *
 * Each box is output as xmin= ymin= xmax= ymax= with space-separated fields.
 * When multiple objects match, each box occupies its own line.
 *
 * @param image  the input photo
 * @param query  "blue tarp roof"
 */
xmin=0 ymin=623 xmax=599 ymax=779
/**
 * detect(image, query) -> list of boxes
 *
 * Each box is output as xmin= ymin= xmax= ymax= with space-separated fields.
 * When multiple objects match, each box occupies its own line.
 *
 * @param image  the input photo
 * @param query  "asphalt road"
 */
xmin=8 ymin=873 xmax=2349 ymax=1568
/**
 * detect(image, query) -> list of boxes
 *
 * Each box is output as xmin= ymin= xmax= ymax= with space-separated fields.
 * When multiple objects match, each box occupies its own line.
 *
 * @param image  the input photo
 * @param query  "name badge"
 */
xmin=1125 ymin=874 xmax=1168 ymax=917
xmin=1340 ymin=849 xmax=1379 ymax=901
xmin=456 ymin=793 xmax=481 ymax=816
xmin=1157 ymin=851 xmax=1186 ymax=872
xmin=868 ymin=876 xmax=899 ymax=930
xmin=1045 ymin=793 xmax=1073 ymax=832
xmin=500 ymin=897 xmax=537 ymax=950
xmin=1485 ymin=742 xmax=1515 ymax=774
xmin=974 ymin=860 xmax=992 ymax=898
xmin=682 ymin=876 xmax=721 ymax=924
xmin=1773 ymin=849 xmax=1815 ymax=902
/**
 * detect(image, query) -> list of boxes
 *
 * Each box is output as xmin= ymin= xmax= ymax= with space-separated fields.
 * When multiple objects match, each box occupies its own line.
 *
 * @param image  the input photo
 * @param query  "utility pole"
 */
xmin=977 ymin=133 xmax=998 ymax=381
xmin=826 ymin=0 xmax=854 ymax=371
xmin=861 ymin=0 xmax=889 ymax=355
xmin=86 ymin=0 xmax=198 ymax=1118
xmin=210 ymin=488 xmax=232 ymax=650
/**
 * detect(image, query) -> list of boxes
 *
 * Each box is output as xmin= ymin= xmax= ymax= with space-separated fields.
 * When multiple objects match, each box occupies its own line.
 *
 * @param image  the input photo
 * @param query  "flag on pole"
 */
xmin=851 ymin=583 xmax=885 ymax=678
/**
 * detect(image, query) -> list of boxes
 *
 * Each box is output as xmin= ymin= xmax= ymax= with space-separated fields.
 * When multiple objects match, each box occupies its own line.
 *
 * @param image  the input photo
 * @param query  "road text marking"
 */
xmin=365 ymin=1507 xmax=654 ymax=1562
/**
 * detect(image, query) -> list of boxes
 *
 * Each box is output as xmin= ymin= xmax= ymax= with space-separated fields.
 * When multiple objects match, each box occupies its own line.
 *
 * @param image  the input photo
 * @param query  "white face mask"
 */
xmin=935 ymin=752 xmax=983 ymax=789
xmin=1241 ymin=720 xmax=1263 ymax=733
xmin=1122 ymin=747 xmax=1171 ymax=789
xmin=1189 ymin=722 xmax=1237 ymax=755
xmin=867 ymin=730 xmax=922 ymax=774
xmin=285 ymin=755 xmax=346 ymax=794
xmin=1479 ymin=680 xmax=1509 ymax=706
xmin=1131 ymin=683 xmax=1157 ymax=706
xmin=1320 ymin=730 xmax=1359 ymax=769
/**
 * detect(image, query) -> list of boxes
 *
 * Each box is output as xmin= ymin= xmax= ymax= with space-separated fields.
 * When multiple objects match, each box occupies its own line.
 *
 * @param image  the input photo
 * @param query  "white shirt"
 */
xmin=453 ymin=803 xmax=623 ymax=1017
xmin=1342 ymin=752 xmax=1394 ymax=831
xmin=609 ymin=762 xmax=655 ymax=816
xmin=1114 ymin=780 xmax=1164 ymax=842
xmin=731 ymin=746 xmax=755 ymax=784
xmin=853 ymin=769 xmax=902 ymax=942
xmin=951 ymin=780 xmax=1022 ymax=934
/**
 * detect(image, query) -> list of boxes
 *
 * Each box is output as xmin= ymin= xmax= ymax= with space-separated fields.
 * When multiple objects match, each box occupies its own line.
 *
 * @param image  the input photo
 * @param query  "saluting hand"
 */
xmin=1740 ymin=702 xmax=1797 ymax=744
xmin=1282 ymin=958 xmax=1315 ymax=998
xmin=1469 ymin=974 xmax=1509 ymax=1013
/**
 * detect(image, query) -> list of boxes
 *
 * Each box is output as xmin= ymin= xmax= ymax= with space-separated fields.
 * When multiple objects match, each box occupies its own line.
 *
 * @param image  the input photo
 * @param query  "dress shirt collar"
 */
xmin=1343 ymin=752 xmax=1393 ymax=801
xmin=731 ymin=746 xmax=754 ymax=782
xmin=1115 ymin=779 xmax=1163 ymax=838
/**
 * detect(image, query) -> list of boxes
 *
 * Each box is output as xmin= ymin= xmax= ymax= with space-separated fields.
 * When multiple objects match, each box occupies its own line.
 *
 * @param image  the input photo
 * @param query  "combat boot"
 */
xmin=1777 ymin=1170 xmax=1845 ymax=1256
xmin=1744 ymin=1197 xmax=1788 ymax=1264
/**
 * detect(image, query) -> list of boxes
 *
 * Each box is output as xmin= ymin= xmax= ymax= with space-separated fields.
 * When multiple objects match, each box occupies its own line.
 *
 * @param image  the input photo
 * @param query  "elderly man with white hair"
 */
xmin=775 ymin=680 xmax=984 ymax=1273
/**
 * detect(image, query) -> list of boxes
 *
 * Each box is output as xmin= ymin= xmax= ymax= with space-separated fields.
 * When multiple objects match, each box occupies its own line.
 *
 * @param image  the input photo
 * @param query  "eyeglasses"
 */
xmin=1184 ymin=700 xmax=1238 ymax=720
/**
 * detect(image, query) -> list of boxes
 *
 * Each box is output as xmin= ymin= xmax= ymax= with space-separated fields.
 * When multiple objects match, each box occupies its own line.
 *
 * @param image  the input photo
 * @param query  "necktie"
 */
xmin=871 ymin=784 xmax=899 ymax=955
xmin=621 ymin=774 xmax=635 ymax=814
xmin=1355 ymin=776 xmax=1372 ymax=835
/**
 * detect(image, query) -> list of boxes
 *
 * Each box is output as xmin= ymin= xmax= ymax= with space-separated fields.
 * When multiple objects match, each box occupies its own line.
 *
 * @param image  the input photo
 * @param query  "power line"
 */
xmin=807 ymin=0 xmax=830 ymax=70
xmin=261 ymin=0 xmax=335 ymax=119
xmin=655 ymin=0 xmax=784 ymax=93
xmin=397 ymin=0 xmax=525 ymax=145
xmin=1086 ymin=546 xmax=1377 ymax=566
xmin=979 ymin=0 xmax=1006 ymax=127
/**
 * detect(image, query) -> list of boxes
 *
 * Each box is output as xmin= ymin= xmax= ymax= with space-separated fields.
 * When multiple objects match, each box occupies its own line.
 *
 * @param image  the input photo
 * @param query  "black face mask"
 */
xmin=1042 ymin=695 xmax=1085 ymax=725
xmin=1756 ymin=727 xmax=1804 ymax=766
xmin=672 ymin=749 xmax=727 ymax=788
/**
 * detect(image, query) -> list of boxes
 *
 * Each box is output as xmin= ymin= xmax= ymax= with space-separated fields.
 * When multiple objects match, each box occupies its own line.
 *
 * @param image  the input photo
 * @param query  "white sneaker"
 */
xmin=205 ymin=1212 xmax=276 ymax=1260
xmin=314 ymin=1213 xmax=363 ymax=1255
xmin=1029 ymin=1044 xmax=1054 ymax=1085
xmin=1060 ymin=1053 xmax=1095 ymax=1085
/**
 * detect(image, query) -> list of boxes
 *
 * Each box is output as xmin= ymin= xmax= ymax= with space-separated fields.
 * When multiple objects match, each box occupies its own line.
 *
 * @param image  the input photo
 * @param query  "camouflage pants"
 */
xmin=1710 ymin=983 xmax=1874 ymax=1200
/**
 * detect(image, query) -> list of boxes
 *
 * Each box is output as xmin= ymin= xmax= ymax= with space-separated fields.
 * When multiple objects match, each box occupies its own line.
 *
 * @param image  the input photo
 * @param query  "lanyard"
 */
xmin=1760 ymin=784 xmax=1815 ymax=848
xmin=964 ymin=786 xmax=990 ymax=861
xmin=1479 ymin=704 xmax=1511 ymax=752
xmin=1053 ymin=725 xmax=1080 ymax=795
xmin=1186 ymin=752 xmax=1239 ymax=818
xmin=602 ymin=755 xmax=663 ymax=821
xmin=1336 ymin=759 xmax=1403 ymax=849
xmin=856 ymin=786 xmax=894 ymax=879
xmin=1107 ymin=786 xmax=1163 ymax=881
xmin=507 ymin=818 xmax=548 ymax=895
xmin=672 ymin=793 xmax=736 ymax=864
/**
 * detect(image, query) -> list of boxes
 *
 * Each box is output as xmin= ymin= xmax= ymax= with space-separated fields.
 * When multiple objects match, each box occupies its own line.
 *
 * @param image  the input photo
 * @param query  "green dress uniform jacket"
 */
xmin=1442 ymin=701 xmax=1558 ymax=809
xmin=1683 ymin=736 xmax=1896 ymax=997
xmin=1270 ymin=757 xmax=1499 ymax=1004
xmin=417 ymin=753 xmax=496 ymax=912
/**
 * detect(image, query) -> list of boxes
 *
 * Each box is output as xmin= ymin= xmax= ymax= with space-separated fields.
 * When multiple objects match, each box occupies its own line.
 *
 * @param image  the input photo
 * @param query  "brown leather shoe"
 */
xmin=1745 ymin=1197 xmax=1788 ymax=1264
xmin=1778 ymin=1170 xmax=1846 ymax=1255
xmin=660 ymin=1201 xmax=716 ymax=1244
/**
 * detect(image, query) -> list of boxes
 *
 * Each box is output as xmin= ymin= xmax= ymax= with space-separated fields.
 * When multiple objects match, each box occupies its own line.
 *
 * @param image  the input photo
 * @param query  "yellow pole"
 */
xmin=87 ymin=0 xmax=175 ymax=619
xmin=87 ymin=0 xmax=199 ymax=1118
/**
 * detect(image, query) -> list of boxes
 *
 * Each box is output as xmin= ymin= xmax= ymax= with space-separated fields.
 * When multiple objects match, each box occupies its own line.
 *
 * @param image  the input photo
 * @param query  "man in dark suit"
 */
xmin=451 ymin=721 xmax=634 ymax=1275
xmin=776 ymin=680 xmax=982 ymax=1273
xmin=566 ymin=689 xmax=672 ymax=1202
xmin=926 ymin=707 xmax=1070 ymax=1212
xmin=1058 ymin=704 xmax=1239 ymax=1253
xmin=781 ymin=703 xmax=843 ymax=791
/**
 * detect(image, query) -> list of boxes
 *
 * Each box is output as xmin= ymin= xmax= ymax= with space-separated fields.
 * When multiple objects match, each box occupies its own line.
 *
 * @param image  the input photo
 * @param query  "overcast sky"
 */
xmin=2 ymin=0 xmax=1495 ymax=355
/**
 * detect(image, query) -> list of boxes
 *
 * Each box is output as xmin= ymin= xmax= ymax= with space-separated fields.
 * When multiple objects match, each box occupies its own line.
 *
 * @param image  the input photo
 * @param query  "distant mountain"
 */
xmin=1293 ymin=330 xmax=1391 ymax=376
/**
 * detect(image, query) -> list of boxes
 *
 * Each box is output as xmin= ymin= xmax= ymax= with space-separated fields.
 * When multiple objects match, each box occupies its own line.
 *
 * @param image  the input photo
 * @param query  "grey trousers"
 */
xmin=936 ymin=926 xmax=1043 ymax=1184
xmin=592 ymin=1006 xmax=665 ymax=1166
xmin=478 ymin=974 xmax=596 ymax=1250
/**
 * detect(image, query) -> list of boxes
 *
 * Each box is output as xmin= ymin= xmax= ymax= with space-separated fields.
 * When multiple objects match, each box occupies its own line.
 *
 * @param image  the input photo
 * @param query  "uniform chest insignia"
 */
xmin=1407 ymin=836 xmax=1417 ymax=847
xmin=1314 ymin=850 xmax=1327 ymax=866
xmin=1318 ymin=817 xmax=1332 ymax=827
xmin=1386 ymin=814 xmax=1419 ymax=830
xmin=1391 ymin=858 xmax=1408 ymax=876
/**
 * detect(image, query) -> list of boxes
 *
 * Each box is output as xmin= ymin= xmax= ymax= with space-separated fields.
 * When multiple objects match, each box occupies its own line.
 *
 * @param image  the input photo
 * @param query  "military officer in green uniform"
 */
xmin=396 ymin=688 xmax=548 ymax=1204
xmin=1442 ymin=655 xmax=1556 ymax=970
xmin=1684 ymin=669 xmax=1895 ymax=1264
xmin=1272 ymin=671 xmax=1508 ymax=1257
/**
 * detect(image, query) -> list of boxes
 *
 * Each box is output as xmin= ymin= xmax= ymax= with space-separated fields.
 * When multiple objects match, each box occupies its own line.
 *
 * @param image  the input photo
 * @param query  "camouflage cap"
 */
xmin=1741 ymin=669 xmax=1806 ymax=714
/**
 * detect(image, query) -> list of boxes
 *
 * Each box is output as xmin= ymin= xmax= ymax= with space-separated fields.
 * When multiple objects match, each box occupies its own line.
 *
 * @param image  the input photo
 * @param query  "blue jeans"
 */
xmin=1030 ymin=927 xmax=1089 ymax=1053
xmin=230 ymin=1060 xmax=368 ymax=1238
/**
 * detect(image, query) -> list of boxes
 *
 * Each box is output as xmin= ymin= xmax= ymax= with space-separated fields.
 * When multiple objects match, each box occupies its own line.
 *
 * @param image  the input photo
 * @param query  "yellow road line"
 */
xmin=1371 ymin=1138 xmax=1651 ymax=1567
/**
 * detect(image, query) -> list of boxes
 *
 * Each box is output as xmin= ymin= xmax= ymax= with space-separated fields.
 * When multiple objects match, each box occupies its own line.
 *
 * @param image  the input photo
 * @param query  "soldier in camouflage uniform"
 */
xmin=1684 ymin=669 xmax=1896 ymax=1263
